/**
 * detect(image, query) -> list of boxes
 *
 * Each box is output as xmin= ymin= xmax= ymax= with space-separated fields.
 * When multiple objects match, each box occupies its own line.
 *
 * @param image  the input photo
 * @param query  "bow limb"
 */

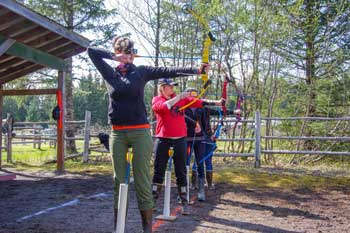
xmin=215 ymin=61 xmax=230 ymax=118
xmin=179 ymin=5 xmax=215 ymax=111
xmin=221 ymin=76 xmax=228 ymax=117
xmin=214 ymin=109 xmax=223 ymax=139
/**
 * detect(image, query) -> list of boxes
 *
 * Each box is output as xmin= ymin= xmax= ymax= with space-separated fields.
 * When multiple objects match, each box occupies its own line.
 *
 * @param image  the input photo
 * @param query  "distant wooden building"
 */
xmin=0 ymin=0 xmax=90 ymax=174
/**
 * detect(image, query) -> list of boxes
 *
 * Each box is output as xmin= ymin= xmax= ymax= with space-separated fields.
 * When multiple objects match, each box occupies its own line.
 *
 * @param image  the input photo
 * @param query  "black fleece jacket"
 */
xmin=88 ymin=47 xmax=198 ymax=126
xmin=185 ymin=107 xmax=237 ymax=137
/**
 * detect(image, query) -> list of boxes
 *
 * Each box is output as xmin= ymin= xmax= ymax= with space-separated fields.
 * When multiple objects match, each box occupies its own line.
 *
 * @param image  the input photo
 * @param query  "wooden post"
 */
xmin=37 ymin=127 xmax=42 ymax=149
xmin=0 ymin=85 xmax=3 ymax=168
xmin=21 ymin=130 xmax=25 ymax=145
xmin=6 ymin=113 xmax=13 ymax=163
xmin=57 ymin=71 xmax=65 ymax=172
xmin=82 ymin=110 xmax=91 ymax=162
xmin=33 ymin=128 xmax=36 ymax=149
xmin=255 ymin=111 xmax=261 ymax=168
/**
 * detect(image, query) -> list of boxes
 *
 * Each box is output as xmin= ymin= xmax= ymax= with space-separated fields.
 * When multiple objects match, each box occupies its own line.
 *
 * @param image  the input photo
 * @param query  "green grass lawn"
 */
xmin=2 ymin=144 xmax=57 ymax=165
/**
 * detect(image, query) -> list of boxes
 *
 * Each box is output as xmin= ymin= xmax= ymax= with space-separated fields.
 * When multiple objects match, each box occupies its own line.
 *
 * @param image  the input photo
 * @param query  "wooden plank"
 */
xmin=54 ymin=47 xmax=86 ymax=59
xmin=0 ymin=13 xmax=26 ymax=31
xmin=0 ymin=0 xmax=90 ymax=47
xmin=0 ymin=54 xmax=12 ymax=63
xmin=0 ymin=42 xmax=82 ymax=81
xmin=0 ymin=35 xmax=66 ymax=70
xmin=0 ymin=38 xmax=15 ymax=56
xmin=0 ymin=37 xmax=67 ymax=71
xmin=0 ymin=41 xmax=79 ymax=83
xmin=38 ymin=39 xmax=74 ymax=55
xmin=0 ymin=57 xmax=26 ymax=71
xmin=0 ymin=11 xmax=18 ymax=21
xmin=26 ymin=33 xmax=63 ymax=48
xmin=0 ymin=63 xmax=42 ymax=85
xmin=0 ymin=37 xmax=76 ymax=73
xmin=0 ymin=20 xmax=38 ymax=38
xmin=0 ymin=61 xmax=37 ymax=78
xmin=0 ymin=7 xmax=10 ymax=17
xmin=1 ymin=88 xmax=57 ymax=96
xmin=0 ymin=42 xmax=79 ymax=83
xmin=13 ymin=27 xmax=50 ymax=44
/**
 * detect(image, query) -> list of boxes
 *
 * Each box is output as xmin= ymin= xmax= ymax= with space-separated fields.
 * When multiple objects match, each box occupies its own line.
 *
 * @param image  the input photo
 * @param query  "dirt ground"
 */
xmin=0 ymin=168 xmax=350 ymax=233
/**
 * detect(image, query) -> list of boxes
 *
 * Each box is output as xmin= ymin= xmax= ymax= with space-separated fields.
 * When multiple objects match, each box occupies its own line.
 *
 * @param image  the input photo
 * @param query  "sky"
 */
xmin=103 ymin=0 xmax=153 ymax=66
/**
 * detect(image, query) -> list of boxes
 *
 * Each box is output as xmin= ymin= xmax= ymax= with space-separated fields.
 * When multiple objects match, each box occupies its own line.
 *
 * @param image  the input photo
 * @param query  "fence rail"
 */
xmin=2 ymin=111 xmax=349 ymax=168
xmin=210 ymin=112 xmax=349 ymax=167
xmin=260 ymin=113 xmax=350 ymax=165
xmin=213 ymin=152 xmax=255 ymax=157
xmin=262 ymin=150 xmax=350 ymax=156
xmin=1 ymin=111 xmax=92 ymax=163
xmin=261 ymin=116 xmax=350 ymax=121
xmin=262 ymin=136 xmax=350 ymax=141
xmin=216 ymin=138 xmax=255 ymax=142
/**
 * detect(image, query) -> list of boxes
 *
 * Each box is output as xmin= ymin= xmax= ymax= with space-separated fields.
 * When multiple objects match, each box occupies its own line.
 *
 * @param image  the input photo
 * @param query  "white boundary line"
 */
xmin=16 ymin=192 xmax=112 ymax=222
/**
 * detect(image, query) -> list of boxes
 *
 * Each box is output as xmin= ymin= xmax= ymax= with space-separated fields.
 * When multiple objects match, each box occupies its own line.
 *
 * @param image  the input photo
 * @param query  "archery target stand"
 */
xmin=186 ymin=165 xmax=194 ymax=205
xmin=156 ymin=147 xmax=177 ymax=221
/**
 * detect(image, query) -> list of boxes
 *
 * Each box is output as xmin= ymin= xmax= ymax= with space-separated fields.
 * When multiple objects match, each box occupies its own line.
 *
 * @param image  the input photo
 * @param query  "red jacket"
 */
xmin=152 ymin=94 xmax=203 ymax=138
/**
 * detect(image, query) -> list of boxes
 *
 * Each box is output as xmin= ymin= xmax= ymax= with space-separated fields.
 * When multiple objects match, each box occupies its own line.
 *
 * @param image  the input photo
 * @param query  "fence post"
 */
xmin=6 ymin=113 xmax=13 ymax=163
xmin=33 ymin=128 xmax=36 ymax=149
xmin=254 ymin=111 xmax=261 ymax=168
xmin=38 ymin=127 xmax=42 ymax=149
xmin=83 ymin=111 xmax=91 ymax=163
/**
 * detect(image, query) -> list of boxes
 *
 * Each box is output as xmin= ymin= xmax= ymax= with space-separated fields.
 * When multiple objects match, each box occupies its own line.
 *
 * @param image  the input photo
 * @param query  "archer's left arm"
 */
xmin=140 ymin=64 xmax=209 ymax=82
xmin=202 ymin=99 xmax=223 ymax=107
xmin=140 ymin=66 xmax=197 ymax=82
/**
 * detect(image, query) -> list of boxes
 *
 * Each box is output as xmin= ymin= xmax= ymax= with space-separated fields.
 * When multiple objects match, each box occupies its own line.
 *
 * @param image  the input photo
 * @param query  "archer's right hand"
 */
xmin=177 ymin=92 xmax=190 ymax=99
xmin=198 ymin=63 xmax=210 ymax=75
xmin=113 ymin=54 xmax=133 ymax=64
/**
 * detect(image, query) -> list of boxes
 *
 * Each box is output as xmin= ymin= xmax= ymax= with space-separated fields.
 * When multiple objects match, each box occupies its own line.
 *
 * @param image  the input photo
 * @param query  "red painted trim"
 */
xmin=152 ymin=196 xmax=197 ymax=232
xmin=56 ymin=90 xmax=63 ymax=129
xmin=112 ymin=124 xmax=150 ymax=130
xmin=0 ymin=173 xmax=16 ymax=181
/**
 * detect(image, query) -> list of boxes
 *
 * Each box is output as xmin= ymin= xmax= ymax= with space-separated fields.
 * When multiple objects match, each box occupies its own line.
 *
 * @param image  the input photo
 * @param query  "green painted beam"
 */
xmin=0 ymin=35 xmax=66 ymax=70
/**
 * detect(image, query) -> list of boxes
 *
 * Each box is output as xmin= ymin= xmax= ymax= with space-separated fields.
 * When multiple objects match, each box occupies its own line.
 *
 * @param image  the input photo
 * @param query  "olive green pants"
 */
xmin=110 ymin=129 xmax=154 ymax=211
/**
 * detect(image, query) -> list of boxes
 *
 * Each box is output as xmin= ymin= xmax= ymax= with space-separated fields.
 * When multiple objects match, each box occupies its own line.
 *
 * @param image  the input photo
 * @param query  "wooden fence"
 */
xmin=209 ymin=112 xmax=350 ymax=167
xmin=2 ymin=111 xmax=349 ymax=167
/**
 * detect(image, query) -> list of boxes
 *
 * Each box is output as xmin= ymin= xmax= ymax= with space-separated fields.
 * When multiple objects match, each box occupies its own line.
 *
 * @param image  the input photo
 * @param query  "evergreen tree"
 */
xmin=23 ymin=0 xmax=119 ymax=153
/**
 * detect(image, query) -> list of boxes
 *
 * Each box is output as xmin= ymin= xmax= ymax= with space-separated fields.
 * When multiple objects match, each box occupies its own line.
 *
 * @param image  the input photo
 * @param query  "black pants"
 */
xmin=152 ymin=137 xmax=187 ymax=187
xmin=187 ymin=140 xmax=205 ymax=179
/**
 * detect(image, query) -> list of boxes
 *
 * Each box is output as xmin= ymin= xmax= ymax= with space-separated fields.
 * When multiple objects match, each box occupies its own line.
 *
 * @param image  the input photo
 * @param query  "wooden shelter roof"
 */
xmin=0 ymin=0 xmax=90 ymax=85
